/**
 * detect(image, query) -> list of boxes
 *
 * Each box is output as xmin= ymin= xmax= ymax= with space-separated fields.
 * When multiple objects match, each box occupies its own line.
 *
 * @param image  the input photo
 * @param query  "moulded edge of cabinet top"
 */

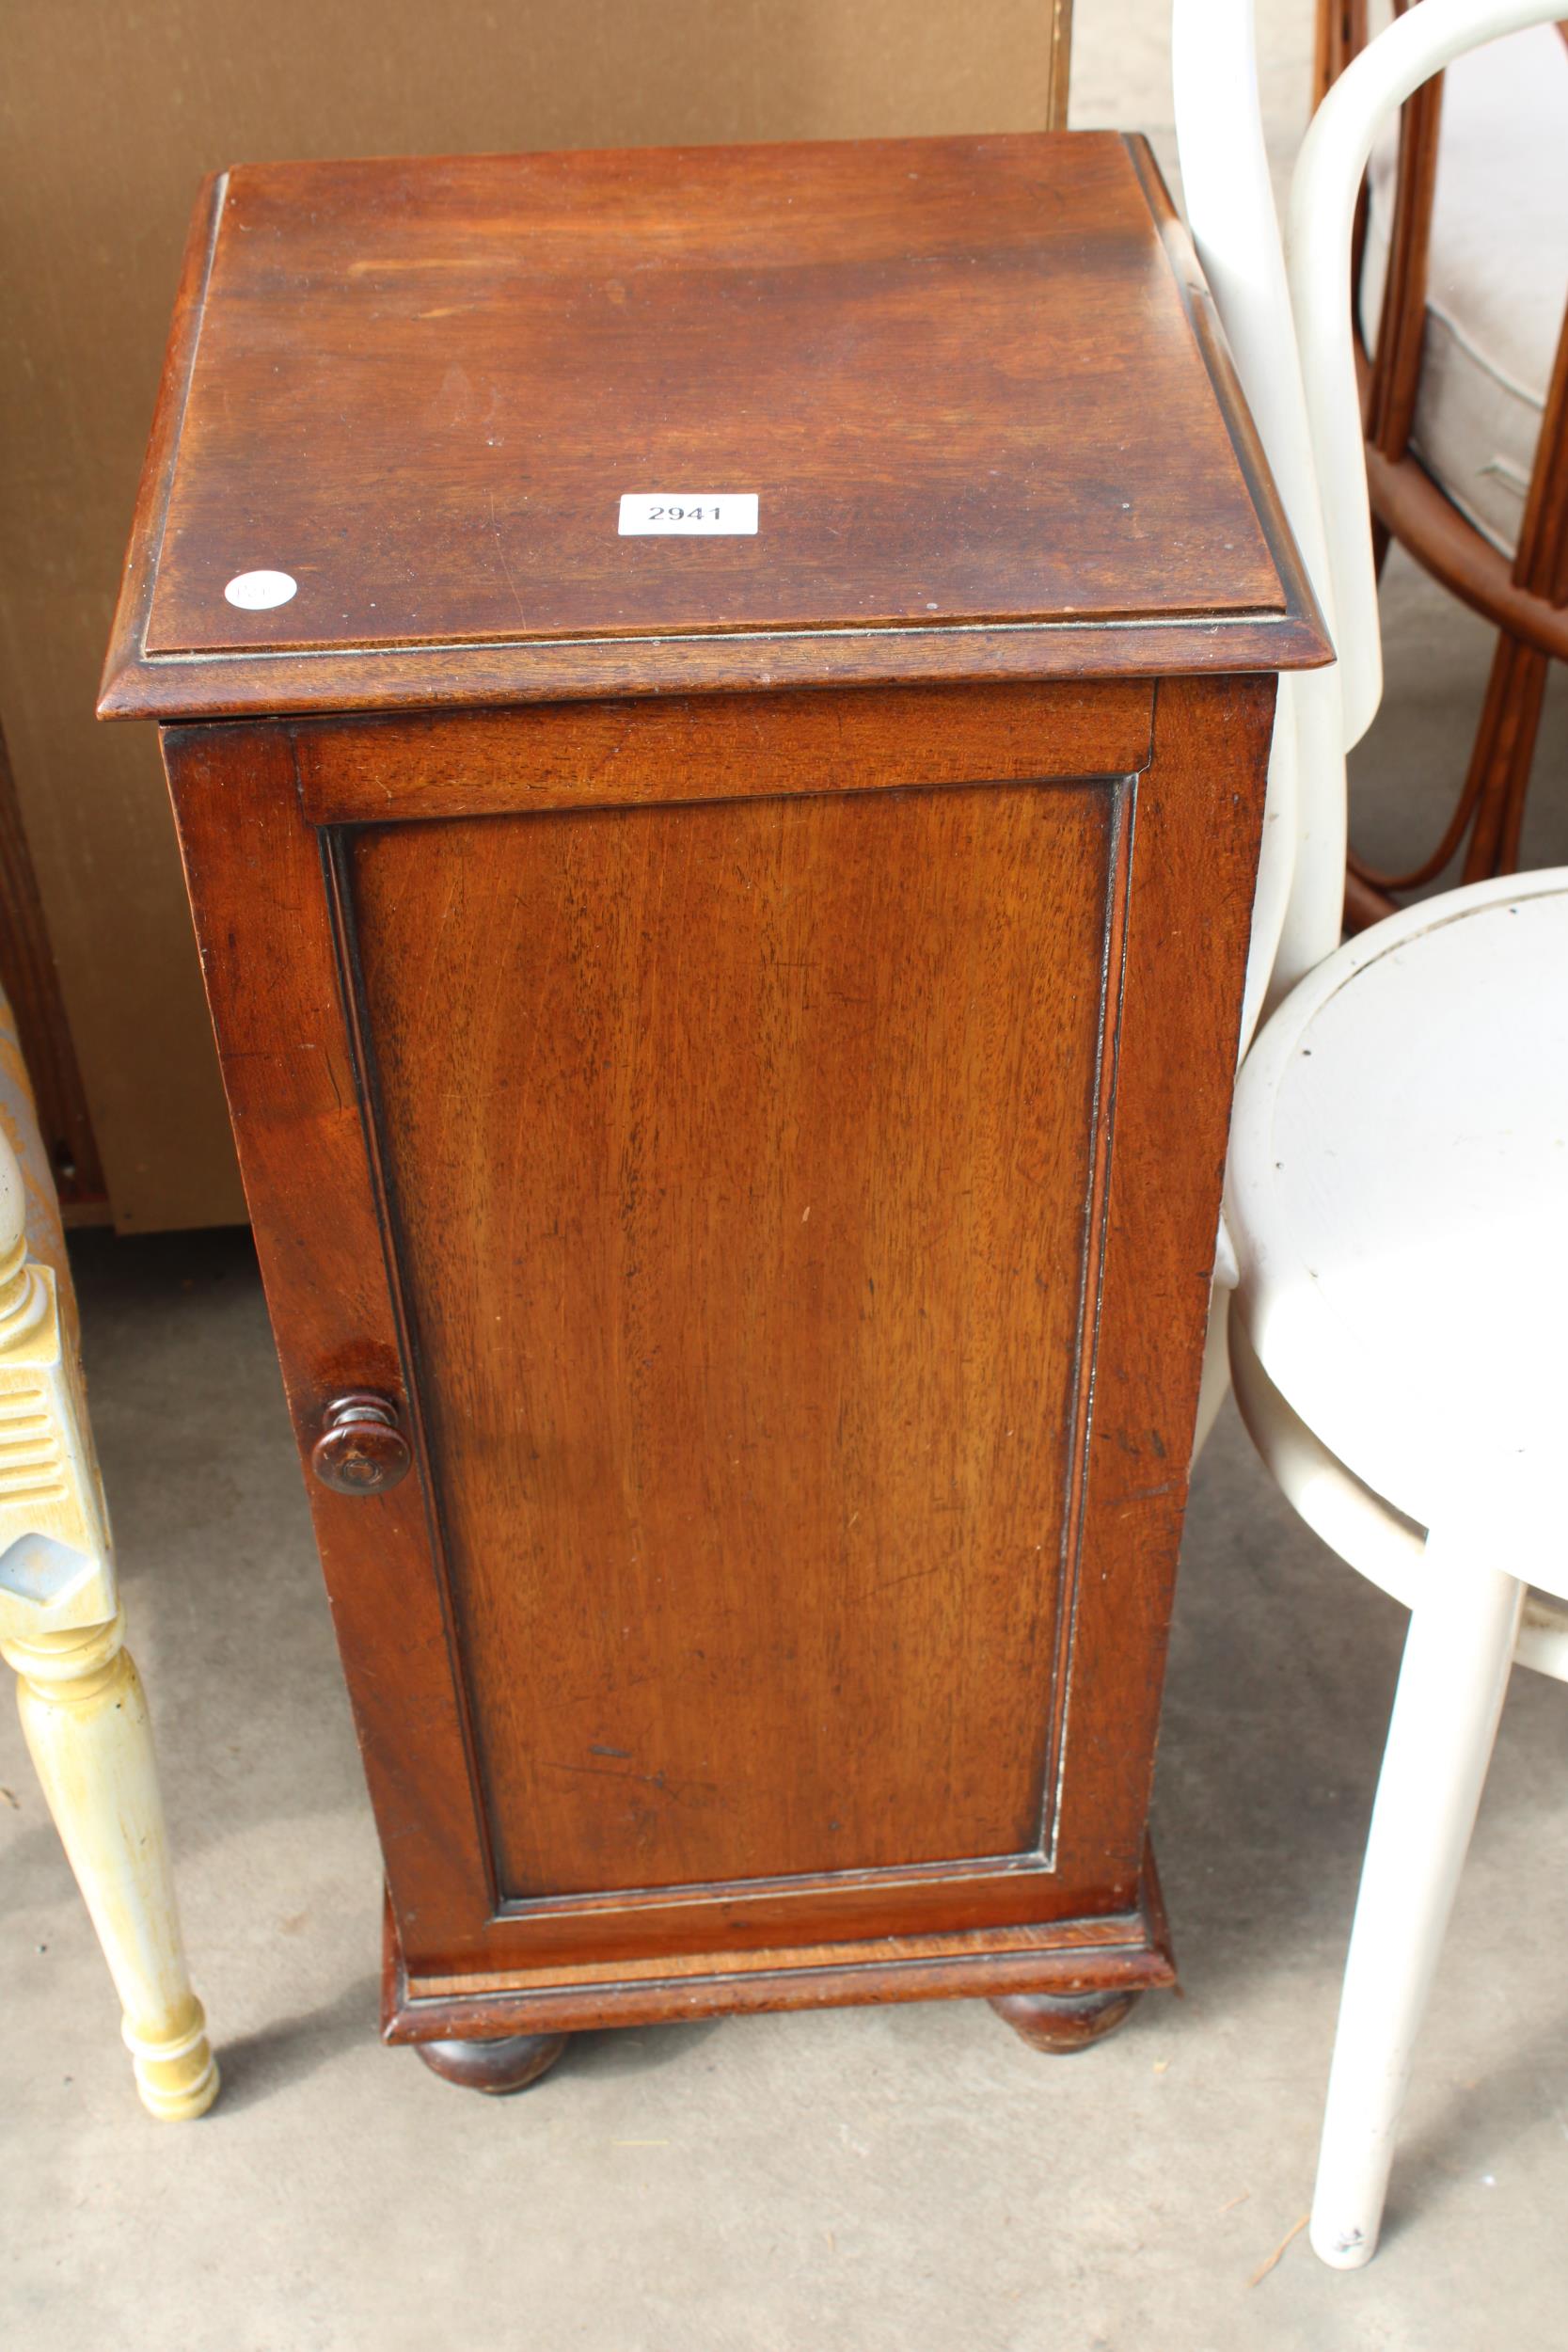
xmin=99 ymin=132 xmax=1330 ymax=724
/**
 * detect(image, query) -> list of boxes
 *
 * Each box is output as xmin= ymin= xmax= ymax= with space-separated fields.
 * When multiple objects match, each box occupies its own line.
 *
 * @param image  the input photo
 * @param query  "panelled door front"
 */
xmin=336 ymin=762 xmax=1132 ymax=1965
xmin=166 ymin=677 xmax=1273 ymax=1986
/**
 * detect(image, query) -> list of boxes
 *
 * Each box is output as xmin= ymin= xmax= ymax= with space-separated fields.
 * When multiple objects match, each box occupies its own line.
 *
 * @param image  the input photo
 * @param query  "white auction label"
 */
xmin=224 ymin=567 xmax=298 ymax=610
xmin=618 ymin=493 xmax=758 ymax=536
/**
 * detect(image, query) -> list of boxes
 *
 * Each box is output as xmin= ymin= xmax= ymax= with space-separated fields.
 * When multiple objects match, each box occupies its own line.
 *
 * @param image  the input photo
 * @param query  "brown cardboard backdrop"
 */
xmin=1 ymin=2 xmax=1064 ymax=1228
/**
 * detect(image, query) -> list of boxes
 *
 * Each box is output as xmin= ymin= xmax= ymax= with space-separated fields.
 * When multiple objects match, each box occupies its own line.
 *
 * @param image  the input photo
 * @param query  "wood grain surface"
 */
xmin=164 ymin=669 xmax=1273 ymax=1997
xmin=145 ymin=128 xmax=1305 ymax=2026
xmin=382 ymin=1849 xmax=1176 ymax=2041
xmin=102 ymin=134 xmax=1326 ymax=721
xmin=345 ymin=771 xmax=1125 ymax=1900
xmin=294 ymin=679 xmax=1152 ymax=825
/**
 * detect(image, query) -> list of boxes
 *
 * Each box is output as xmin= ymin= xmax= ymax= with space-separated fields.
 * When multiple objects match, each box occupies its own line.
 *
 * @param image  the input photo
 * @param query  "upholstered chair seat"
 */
xmin=1360 ymin=23 xmax=1568 ymax=557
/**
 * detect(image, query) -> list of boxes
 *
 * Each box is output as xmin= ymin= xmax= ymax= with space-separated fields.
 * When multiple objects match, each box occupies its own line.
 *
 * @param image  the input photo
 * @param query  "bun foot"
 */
xmin=990 ymin=1986 xmax=1142 ymax=2054
xmin=413 ymin=2030 xmax=570 ymax=2094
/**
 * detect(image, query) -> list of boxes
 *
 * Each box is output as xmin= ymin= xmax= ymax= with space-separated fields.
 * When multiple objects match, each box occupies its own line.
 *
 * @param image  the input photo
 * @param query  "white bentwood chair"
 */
xmin=1174 ymin=0 xmax=1568 ymax=2271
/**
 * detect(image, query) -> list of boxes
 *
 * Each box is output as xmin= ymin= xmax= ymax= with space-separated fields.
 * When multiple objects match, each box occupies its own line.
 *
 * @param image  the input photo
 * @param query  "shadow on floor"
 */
xmin=213 ymin=1973 xmax=384 ymax=2113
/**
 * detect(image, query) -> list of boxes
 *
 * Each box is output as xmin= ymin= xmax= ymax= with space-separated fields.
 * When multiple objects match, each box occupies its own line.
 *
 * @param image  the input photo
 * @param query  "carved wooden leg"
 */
xmin=990 ymin=1986 xmax=1142 ymax=2054
xmin=3 ymin=1609 xmax=219 ymax=2120
xmin=413 ymin=2031 xmax=570 ymax=2094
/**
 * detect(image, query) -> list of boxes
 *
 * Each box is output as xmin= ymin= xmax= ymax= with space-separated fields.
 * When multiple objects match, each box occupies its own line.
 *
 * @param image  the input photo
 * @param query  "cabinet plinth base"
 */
xmin=381 ymin=1849 xmax=1175 ymax=2048
xmin=413 ymin=2031 xmax=570 ymax=2095
xmin=989 ymin=1985 xmax=1143 ymax=2054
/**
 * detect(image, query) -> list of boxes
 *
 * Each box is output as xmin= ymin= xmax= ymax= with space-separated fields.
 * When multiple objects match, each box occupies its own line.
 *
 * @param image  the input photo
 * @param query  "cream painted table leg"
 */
xmin=2 ymin=1611 xmax=217 ymax=2118
xmin=0 ymin=1114 xmax=216 ymax=2118
xmin=1309 ymin=1526 xmax=1524 ymax=2267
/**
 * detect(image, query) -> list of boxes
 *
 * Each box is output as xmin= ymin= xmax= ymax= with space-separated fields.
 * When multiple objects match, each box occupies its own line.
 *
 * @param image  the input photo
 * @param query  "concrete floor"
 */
xmin=9 ymin=1234 xmax=1568 ymax=2352
xmin=6 ymin=6 xmax=1568 ymax=2346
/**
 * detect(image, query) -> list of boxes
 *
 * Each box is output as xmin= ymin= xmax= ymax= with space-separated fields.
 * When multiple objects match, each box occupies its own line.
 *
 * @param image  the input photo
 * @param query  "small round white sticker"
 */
xmin=224 ymin=568 xmax=298 ymax=611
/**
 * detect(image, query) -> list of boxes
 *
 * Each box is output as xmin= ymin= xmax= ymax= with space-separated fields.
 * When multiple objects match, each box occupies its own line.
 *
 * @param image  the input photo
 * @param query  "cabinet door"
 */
xmin=166 ymin=677 xmax=1270 ymax=1979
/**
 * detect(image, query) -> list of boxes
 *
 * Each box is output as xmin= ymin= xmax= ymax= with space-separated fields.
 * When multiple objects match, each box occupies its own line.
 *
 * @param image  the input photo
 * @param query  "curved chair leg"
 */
xmin=1309 ymin=1534 xmax=1523 ymax=2268
xmin=3 ymin=1611 xmax=219 ymax=2120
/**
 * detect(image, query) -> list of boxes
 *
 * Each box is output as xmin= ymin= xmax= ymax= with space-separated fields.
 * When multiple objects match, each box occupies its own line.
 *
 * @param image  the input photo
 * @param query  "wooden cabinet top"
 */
xmin=101 ymin=132 xmax=1328 ymax=723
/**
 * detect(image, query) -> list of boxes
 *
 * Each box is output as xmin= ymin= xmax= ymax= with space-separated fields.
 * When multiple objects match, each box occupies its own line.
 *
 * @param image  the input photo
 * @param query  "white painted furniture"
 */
xmin=0 ymin=997 xmax=216 ymax=2119
xmin=1175 ymin=0 xmax=1568 ymax=2270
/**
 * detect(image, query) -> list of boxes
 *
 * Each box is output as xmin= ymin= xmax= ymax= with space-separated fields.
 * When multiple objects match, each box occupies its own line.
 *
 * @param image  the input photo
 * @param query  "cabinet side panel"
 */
xmin=344 ymin=780 xmax=1120 ymax=1902
xmin=1052 ymin=673 xmax=1277 ymax=1899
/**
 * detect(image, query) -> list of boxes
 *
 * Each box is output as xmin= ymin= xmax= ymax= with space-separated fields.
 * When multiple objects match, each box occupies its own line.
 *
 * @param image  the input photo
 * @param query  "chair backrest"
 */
xmin=1172 ymin=0 xmax=1567 ymax=1013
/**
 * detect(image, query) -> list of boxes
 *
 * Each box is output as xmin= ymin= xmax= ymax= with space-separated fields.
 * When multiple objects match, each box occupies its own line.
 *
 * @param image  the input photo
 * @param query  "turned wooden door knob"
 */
xmin=311 ymin=1392 xmax=412 ymax=1495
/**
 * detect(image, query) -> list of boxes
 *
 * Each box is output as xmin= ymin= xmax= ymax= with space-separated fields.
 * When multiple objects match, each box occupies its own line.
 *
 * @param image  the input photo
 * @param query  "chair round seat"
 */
xmin=1226 ymin=868 xmax=1568 ymax=1571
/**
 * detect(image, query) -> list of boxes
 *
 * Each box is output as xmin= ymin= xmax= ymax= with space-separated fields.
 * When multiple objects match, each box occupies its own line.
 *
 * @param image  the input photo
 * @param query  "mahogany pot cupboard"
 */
xmin=101 ymin=133 xmax=1327 ymax=2091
